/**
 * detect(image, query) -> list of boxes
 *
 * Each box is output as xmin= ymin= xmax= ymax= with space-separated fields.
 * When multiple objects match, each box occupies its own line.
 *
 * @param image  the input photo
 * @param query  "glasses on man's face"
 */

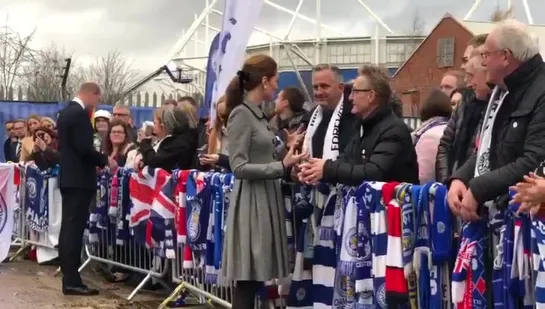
xmin=351 ymin=88 xmax=373 ymax=95
xmin=113 ymin=113 xmax=129 ymax=118
xmin=481 ymin=49 xmax=506 ymax=60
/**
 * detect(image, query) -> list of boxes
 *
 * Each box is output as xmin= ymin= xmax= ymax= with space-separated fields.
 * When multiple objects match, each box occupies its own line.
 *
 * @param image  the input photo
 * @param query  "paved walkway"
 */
xmin=0 ymin=259 xmax=164 ymax=309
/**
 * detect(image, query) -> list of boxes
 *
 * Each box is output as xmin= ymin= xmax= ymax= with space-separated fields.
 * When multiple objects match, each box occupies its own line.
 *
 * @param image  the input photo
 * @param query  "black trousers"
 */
xmin=232 ymin=281 xmax=262 ymax=309
xmin=59 ymin=187 xmax=94 ymax=287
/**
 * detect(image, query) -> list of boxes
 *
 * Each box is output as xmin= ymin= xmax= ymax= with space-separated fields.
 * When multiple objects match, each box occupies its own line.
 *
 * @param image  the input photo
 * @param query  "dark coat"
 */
xmin=57 ymin=101 xmax=108 ymax=190
xmin=140 ymin=127 xmax=198 ymax=171
xmin=452 ymin=54 xmax=545 ymax=206
xmin=322 ymin=103 xmax=419 ymax=186
xmin=436 ymin=88 xmax=485 ymax=183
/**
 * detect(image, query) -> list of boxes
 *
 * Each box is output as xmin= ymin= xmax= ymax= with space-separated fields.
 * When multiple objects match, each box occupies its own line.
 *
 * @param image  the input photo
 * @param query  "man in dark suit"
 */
xmin=57 ymin=82 xmax=117 ymax=296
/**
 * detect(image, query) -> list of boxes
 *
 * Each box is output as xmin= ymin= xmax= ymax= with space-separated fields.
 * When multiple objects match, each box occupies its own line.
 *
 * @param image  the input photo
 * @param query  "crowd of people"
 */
xmin=6 ymin=16 xmax=545 ymax=309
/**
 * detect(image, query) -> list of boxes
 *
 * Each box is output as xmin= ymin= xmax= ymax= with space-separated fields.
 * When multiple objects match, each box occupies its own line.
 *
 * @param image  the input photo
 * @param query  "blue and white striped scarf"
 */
xmin=532 ymin=214 xmax=545 ymax=308
xmin=287 ymin=216 xmax=313 ymax=309
xmin=414 ymin=183 xmax=431 ymax=309
xmin=205 ymin=172 xmax=222 ymax=284
xmin=368 ymin=181 xmax=387 ymax=309
xmin=25 ymin=165 xmax=50 ymax=233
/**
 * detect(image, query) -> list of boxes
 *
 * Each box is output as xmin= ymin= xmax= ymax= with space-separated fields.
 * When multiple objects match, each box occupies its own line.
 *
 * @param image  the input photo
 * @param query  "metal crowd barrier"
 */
xmin=9 ymin=165 xmax=59 ymax=261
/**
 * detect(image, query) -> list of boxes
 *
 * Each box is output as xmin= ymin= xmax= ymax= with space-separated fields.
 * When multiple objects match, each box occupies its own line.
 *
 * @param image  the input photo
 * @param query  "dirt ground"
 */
xmin=0 ymin=259 xmax=165 ymax=309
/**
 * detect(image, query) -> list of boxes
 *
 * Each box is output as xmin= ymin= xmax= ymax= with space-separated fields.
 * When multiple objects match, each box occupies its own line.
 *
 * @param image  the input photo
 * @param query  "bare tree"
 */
xmin=490 ymin=6 xmax=514 ymax=22
xmin=406 ymin=8 xmax=425 ymax=57
xmin=80 ymin=50 xmax=140 ymax=104
xmin=0 ymin=20 xmax=37 ymax=94
xmin=23 ymin=43 xmax=71 ymax=101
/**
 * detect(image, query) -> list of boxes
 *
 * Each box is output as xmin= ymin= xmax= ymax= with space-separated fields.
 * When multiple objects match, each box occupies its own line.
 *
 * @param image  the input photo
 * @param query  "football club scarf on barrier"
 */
xmin=508 ymin=195 xmax=535 ymax=308
xmin=185 ymin=171 xmax=211 ymax=253
xmin=338 ymin=185 xmax=358 ymax=278
xmin=205 ymin=172 xmax=222 ymax=284
xmin=384 ymin=182 xmax=409 ymax=308
xmin=108 ymin=167 xmax=120 ymax=218
xmin=175 ymin=170 xmax=193 ymax=268
xmin=354 ymin=183 xmax=374 ymax=294
xmin=25 ymin=165 xmax=50 ymax=233
xmin=89 ymin=169 xmax=110 ymax=242
xmin=452 ymin=220 xmax=487 ymax=309
xmin=147 ymin=169 xmax=177 ymax=258
xmin=312 ymin=183 xmax=338 ymax=308
xmin=414 ymin=183 xmax=432 ymax=309
xmin=287 ymin=217 xmax=313 ymax=309
xmin=215 ymin=173 xmax=232 ymax=273
xmin=283 ymin=181 xmax=296 ymax=273
xmin=531 ymin=212 xmax=545 ymax=308
xmin=430 ymin=183 xmax=452 ymax=309
xmin=116 ymin=168 xmax=132 ymax=245
xmin=128 ymin=167 xmax=170 ymax=247
xmin=368 ymin=181 xmax=387 ymax=309
xmin=397 ymin=183 xmax=418 ymax=309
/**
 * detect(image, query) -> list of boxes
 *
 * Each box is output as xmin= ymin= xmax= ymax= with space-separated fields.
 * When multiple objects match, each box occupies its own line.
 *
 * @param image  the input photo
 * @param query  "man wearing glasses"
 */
xmin=112 ymin=103 xmax=137 ymax=143
xmin=448 ymin=19 xmax=545 ymax=221
xmin=299 ymin=65 xmax=418 ymax=186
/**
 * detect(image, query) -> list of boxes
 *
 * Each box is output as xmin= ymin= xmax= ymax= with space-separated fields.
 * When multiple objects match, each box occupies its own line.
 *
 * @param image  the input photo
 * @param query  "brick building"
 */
xmin=392 ymin=13 xmax=473 ymax=117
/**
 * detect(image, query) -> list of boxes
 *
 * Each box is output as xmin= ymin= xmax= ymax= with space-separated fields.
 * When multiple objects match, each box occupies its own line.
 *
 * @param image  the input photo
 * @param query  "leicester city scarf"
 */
xmin=205 ymin=172 xmax=222 ymax=284
xmin=287 ymin=217 xmax=313 ymax=309
xmin=312 ymin=183 xmax=338 ymax=308
xmin=117 ymin=168 xmax=132 ymax=245
xmin=397 ymin=183 xmax=418 ymax=309
xmin=430 ymin=183 xmax=452 ymax=309
xmin=89 ymin=169 xmax=110 ymax=242
xmin=414 ymin=183 xmax=432 ymax=309
xmin=338 ymin=185 xmax=358 ymax=278
xmin=25 ymin=165 xmax=50 ymax=233
xmin=354 ymin=182 xmax=373 ymax=293
xmin=368 ymin=181 xmax=387 ymax=309
xmin=215 ymin=173 xmax=232 ymax=273
xmin=185 ymin=171 xmax=211 ymax=252
xmin=531 ymin=213 xmax=545 ymax=308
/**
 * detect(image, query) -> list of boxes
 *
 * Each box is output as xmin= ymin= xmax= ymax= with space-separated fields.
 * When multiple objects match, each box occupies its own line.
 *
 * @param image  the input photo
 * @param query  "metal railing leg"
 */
xmin=127 ymin=273 xmax=152 ymax=301
xmin=9 ymin=243 xmax=30 ymax=262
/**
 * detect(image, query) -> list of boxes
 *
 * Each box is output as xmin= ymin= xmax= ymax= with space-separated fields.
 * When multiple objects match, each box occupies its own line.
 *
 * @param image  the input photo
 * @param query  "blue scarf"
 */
xmin=531 ymin=213 xmax=545 ymax=308
xmin=312 ymin=182 xmax=337 ymax=308
xmin=430 ymin=183 xmax=451 ymax=309
xmin=185 ymin=171 xmax=211 ymax=252
xmin=115 ymin=168 xmax=132 ymax=245
xmin=282 ymin=181 xmax=296 ymax=272
xmin=414 ymin=183 xmax=431 ymax=309
xmin=25 ymin=165 xmax=50 ymax=233
xmin=215 ymin=173 xmax=232 ymax=271
xmin=367 ymin=182 xmax=387 ymax=309
xmin=89 ymin=169 xmax=110 ymax=243
xmin=287 ymin=217 xmax=313 ymax=309
xmin=205 ymin=172 xmax=222 ymax=284
xmin=398 ymin=183 xmax=418 ymax=309
xmin=354 ymin=183 xmax=373 ymax=293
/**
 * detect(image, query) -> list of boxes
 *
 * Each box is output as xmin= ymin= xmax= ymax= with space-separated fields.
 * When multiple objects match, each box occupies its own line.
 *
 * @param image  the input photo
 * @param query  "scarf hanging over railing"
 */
xmin=354 ymin=182 xmax=374 ymax=294
xmin=175 ymin=170 xmax=193 ymax=269
xmin=369 ymin=182 xmax=387 ymax=309
xmin=185 ymin=171 xmax=211 ymax=253
xmin=205 ymin=172 xmax=222 ymax=284
xmin=24 ymin=165 xmax=51 ymax=233
xmin=397 ymin=183 xmax=418 ymax=309
xmin=414 ymin=183 xmax=432 ymax=309
xmin=287 ymin=216 xmax=313 ymax=309
xmin=89 ymin=169 xmax=110 ymax=243
xmin=531 ymin=212 xmax=545 ymax=308
xmin=430 ymin=183 xmax=452 ymax=309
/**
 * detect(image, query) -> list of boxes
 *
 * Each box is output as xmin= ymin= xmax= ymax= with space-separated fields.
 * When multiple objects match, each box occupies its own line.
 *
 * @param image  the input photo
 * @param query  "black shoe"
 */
xmin=62 ymin=285 xmax=99 ymax=296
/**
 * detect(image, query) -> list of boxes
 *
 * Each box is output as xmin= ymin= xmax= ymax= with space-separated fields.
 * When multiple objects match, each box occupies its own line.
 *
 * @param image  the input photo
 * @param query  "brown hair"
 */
xmin=103 ymin=118 xmax=132 ymax=156
xmin=26 ymin=114 xmax=42 ymax=136
xmin=443 ymin=70 xmax=466 ymax=88
xmin=225 ymin=54 xmax=277 ymax=114
xmin=281 ymin=87 xmax=306 ymax=112
xmin=178 ymin=96 xmax=197 ymax=108
xmin=468 ymin=33 xmax=488 ymax=47
xmin=163 ymin=99 xmax=177 ymax=107
xmin=208 ymin=95 xmax=227 ymax=154
xmin=177 ymin=101 xmax=198 ymax=129
xmin=358 ymin=65 xmax=392 ymax=104
xmin=420 ymin=89 xmax=453 ymax=121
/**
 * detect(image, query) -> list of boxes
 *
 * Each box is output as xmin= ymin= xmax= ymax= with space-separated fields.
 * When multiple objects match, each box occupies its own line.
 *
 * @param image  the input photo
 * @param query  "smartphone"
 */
xmin=197 ymin=145 xmax=208 ymax=157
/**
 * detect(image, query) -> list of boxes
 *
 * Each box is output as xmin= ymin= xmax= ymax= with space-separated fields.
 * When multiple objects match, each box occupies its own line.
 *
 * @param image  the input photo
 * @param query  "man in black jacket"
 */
xmin=298 ymin=65 xmax=418 ymax=186
xmin=57 ymin=82 xmax=117 ymax=295
xmin=436 ymin=33 xmax=489 ymax=184
xmin=448 ymin=20 xmax=545 ymax=220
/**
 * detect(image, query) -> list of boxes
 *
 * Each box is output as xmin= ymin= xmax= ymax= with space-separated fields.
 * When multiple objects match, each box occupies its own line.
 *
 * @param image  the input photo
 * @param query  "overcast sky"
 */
xmin=0 ymin=0 xmax=543 ymax=74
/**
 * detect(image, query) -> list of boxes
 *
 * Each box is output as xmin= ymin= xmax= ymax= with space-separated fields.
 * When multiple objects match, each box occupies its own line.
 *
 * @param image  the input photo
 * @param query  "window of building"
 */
xmin=386 ymin=43 xmax=407 ymax=63
xmin=437 ymin=37 xmax=455 ymax=68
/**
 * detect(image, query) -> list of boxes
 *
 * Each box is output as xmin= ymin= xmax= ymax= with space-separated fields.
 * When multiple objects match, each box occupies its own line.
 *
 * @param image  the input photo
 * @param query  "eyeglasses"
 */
xmin=351 ymin=88 xmax=373 ymax=94
xmin=113 ymin=113 xmax=129 ymax=117
xmin=481 ymin=49 xmax=507 ymax=60
xmin=110 ymin=131 xmax=126 ymax=135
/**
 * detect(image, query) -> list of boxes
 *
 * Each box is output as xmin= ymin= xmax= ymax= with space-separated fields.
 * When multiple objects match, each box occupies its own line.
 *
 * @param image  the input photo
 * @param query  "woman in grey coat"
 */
xmin=222 ymin=54 xmax=306 ymax=309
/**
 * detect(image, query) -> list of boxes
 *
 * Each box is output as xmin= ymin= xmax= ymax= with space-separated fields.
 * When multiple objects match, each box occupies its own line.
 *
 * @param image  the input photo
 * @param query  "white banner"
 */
xmin=209 ymin=0 xmax=265 ymax=127
xmin=0 ymin=163 xmax=15 ymax=263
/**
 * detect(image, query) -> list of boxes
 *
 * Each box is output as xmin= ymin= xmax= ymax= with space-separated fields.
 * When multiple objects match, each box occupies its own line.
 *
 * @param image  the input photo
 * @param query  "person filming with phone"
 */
xmin=26 ymin=126 xmax=60 ymax=171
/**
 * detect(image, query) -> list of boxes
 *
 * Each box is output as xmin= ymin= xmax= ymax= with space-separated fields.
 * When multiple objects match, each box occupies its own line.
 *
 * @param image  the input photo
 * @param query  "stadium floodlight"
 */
xmin=522 ymin=0 xmax=534 ymax=24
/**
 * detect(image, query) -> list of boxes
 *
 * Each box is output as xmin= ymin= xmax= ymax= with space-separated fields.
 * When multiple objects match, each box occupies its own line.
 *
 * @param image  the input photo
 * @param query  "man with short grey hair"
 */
xmin=112 ymin=103 xmax=137 ymax=143
xmin=301 ymin=64 xmax=357 ymax=160
xmin=448 ymin=19 xmax=545 ymax=220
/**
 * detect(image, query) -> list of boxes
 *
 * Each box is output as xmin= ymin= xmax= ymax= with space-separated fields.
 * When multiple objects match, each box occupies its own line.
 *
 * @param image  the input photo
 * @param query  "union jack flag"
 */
xmin=454 ymin=239 xmax=477 ymax=273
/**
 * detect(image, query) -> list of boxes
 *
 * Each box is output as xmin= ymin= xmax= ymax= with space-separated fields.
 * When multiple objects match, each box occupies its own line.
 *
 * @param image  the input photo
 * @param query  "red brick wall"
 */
xmin=392 ymin=16 xmax=473 ymax=117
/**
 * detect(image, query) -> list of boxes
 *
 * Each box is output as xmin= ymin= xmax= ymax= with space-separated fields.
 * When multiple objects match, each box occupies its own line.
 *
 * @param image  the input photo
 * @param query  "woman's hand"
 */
xmin=284 ymin=125 xmax=305 ymax=150
xmin=282 ymin=146 xmax=308 ymax=168
xmin=510 ymin=173 xmax=545 ymax=214
xmin=199 ymin=154 xmax=219 ymax=166
xmin=34 ymin=137 xmax=47 ymax=151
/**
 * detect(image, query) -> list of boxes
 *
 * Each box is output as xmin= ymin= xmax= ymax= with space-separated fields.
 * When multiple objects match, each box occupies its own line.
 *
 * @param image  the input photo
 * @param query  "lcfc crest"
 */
xmin=188 ymin=202 xmax=201 ymax=242
xmin=0 ymin=193 xmax=7 ymax=232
